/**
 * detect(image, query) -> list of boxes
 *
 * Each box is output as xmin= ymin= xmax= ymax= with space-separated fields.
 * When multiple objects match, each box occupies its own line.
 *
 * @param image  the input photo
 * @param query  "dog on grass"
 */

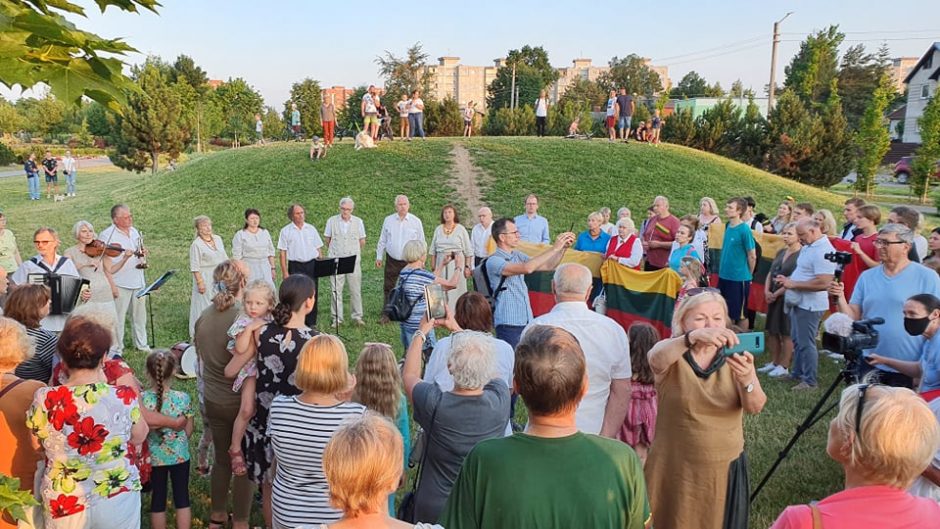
xmin=53 ymin=194 xmax=66 ymax=203
xmin=354 ymin=130 xmax=375 ymax=151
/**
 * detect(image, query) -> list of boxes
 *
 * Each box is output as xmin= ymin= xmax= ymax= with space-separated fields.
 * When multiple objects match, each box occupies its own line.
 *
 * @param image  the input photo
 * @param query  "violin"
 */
xmin=83 ymin=240 xmax=144 ymax=259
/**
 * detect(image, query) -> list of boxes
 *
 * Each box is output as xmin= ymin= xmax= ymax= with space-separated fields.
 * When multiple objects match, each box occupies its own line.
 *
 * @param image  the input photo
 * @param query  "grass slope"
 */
xmin=0 ymin=138 xmax=853 ymax=528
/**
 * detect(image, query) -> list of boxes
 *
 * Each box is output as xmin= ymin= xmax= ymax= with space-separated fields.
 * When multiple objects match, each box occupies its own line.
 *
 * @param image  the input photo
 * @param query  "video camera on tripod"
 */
xmin=824 ymin=250 xmax=852 ymax=282
xmin=821 ymin=316 xmax=883 ymax=363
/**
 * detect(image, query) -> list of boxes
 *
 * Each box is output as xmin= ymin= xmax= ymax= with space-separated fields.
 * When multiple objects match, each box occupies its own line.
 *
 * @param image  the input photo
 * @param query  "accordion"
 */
xmin=27 ymin=274 xmax=89 ymax=315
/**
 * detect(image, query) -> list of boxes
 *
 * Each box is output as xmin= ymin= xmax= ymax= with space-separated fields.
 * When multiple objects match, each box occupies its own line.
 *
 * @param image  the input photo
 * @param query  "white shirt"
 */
xmin=397 ymin=100 xmax=409 ymax=117
xmin=535 ymin=98 xmax=548 ymax=117
xmin=277 ymin=222 xmax=323 ymax=262
xmin=422 ymin=333 xmax=515 ymax=436
xmin=610 ymin=236 xmax=644 ymax=269
xmin=915 ymin=235 xmax=929 ymax=261
xmin=61 ymin=156 xmax=76 ymax=173
xmin=13 ymin=254 xmax=80 ymax=332
xmin=232 ymin=228 xmax=275 ymax=261
xmin=324 ymin=215 xmax=366 ymax=238
xmin=362 ymin=93 xmax=377 ymax=114
xmin=601 ymin=222 xmax=616 ymax=237
xmin=470 ymin=222 xmax=494 ymax=262
xmin=98 ymin=224 xmax=146 ymax=289
xmin=525 ymin=301 xmax=632 ymax=434
xmin=376 ymin=213 xmax=425 ymax=261
xmin=409 ymin=98 xmax=424 ymax=114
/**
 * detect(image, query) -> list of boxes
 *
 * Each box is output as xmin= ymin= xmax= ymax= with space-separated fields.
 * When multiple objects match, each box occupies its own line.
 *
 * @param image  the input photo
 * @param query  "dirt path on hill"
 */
xmin=448 ymin=142 xmax=491 ymax=218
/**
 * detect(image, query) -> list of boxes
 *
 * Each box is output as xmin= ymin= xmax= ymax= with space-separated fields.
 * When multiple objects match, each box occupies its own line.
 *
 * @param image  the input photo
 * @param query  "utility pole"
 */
xmin=768 ymin=11 xmax=793 ymax=111
xmin=510 ymin=62 xmax=516 ymax=110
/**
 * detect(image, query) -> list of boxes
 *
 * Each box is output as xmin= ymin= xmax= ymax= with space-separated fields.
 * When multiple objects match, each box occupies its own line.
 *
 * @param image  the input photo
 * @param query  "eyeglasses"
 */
xmin=874 ymin=239 xmax=906 ymax=247
xmin=501 ymin=230 xmax=519 ymax=236
xmin=685 ymin=287 xmax=720 ymax=297
xmin=33 ymin=240 xmax=54 ymax=245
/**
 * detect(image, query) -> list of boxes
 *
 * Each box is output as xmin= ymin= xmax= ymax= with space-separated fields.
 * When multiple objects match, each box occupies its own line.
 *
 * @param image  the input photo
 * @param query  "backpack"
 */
xmin=472 ymin=257 xmax=508 ymax=310
xmin=385 ymin=270 xmax=420 ymax=322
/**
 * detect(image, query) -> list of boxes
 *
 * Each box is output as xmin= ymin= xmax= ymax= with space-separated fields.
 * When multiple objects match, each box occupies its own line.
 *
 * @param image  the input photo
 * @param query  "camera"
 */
xmin=821 ymin=317 xmax=883 ymax=362
xmin=824 ymin=251 xmax=852 ymax=282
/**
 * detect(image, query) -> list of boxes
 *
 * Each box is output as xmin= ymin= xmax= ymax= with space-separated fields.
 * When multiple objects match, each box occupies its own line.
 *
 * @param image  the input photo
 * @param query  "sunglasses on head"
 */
xmin=854 ymin=383 xmax=884 ymax=436
xmin=685 ymin=287 xmax=720 ymax=297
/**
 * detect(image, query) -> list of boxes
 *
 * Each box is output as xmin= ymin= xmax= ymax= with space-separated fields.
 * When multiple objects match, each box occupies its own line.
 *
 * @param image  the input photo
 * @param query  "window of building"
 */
xmin=925 ymin=54 xmax=933 ymax=70
xmin=923 ymin=84 xmax=931 ymax=99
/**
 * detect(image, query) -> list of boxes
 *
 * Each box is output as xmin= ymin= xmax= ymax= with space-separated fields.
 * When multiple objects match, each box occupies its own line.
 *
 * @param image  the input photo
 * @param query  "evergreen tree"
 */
xmin=805 ymin=81 xmax=855 ymax=188
xmin=558 ymin=79 xmax=606 ymax=110
xmin=784 ymin=25 xmax=844 ymax=106
xmin=376 ymin=43 xmax=434 ymax=112
xmin=912 ymin=92 xmax=940 ymax=203
xmin=660 ymin=108 xmax=696 ymax=146
xmin=837 ymin=44 xmax=893 ymax=130
xmin=854 ymin=74 xmax=893 ymax=196
xmin=766 ymin=90 xmax=824 ymax=183
xmin=284 ymin=79 xmax=323 ymax=136
xmin=599 ymin=55 xmax=663 ymax=97
xmin=729 ymin=97 xmax=769 ymax=167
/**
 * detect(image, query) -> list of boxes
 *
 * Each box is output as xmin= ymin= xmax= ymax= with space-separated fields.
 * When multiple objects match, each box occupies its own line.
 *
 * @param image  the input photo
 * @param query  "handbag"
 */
xmin=396 ymin=389 xmax=443 ymax=523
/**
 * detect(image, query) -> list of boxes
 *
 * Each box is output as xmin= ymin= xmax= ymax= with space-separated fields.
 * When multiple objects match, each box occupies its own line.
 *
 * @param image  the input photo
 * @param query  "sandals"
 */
xmin=229 ymin=448 xmax=248 ymax=476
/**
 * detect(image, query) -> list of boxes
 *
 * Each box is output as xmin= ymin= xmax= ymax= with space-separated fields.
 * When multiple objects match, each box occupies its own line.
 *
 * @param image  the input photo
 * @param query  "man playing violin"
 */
xmin=11 ymin=226 xmax=83 ymax=332
xmin=99 ymin=204 xmax=151 ymax=353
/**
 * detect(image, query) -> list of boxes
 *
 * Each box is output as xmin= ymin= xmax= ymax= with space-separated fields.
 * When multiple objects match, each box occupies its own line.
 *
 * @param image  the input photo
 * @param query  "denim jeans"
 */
xmin=27 ymin=174 xmax=39 ymax=199
xmin=65 ymin=170 xmax=76 ymax=194
xmin=618 ymin=115 xmax=632 ymax=132
xmin=400 ymin=325 xmax=435 ymax=351
xmin=789 ymin=307 xmax=823 ymax=386
xmin=495 ymin=325 xmax=526 ymax=350
xmin=409 ymin=113 xmax=425 ymax=138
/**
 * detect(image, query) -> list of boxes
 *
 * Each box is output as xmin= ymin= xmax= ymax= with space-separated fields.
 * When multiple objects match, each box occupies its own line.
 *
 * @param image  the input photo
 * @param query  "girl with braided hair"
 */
xmin=142 ymin=350 xmax=194 ymax=529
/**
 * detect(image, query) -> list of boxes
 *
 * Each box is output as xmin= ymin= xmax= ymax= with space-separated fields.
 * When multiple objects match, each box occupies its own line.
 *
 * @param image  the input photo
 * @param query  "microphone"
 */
xmin=823 ymin=313 xmax=854 ymax=337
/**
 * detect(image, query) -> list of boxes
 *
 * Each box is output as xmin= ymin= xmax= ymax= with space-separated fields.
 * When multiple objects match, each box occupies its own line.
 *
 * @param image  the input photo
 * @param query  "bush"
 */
xmin=661 ymin=108 xmax=696 ymax=146
xmin=0 ymin=142 xmax=15 ymax=165
xmin=483 ymin=106 xmax=536 ymax=136
xmin=424 ymin=97 xmax=463 ymax=136
xmin=547 ymin=101 xmax=592 ymax=136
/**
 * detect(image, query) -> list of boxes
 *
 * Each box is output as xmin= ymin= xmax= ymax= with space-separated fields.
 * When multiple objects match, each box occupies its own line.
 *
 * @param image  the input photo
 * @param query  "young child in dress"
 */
xmin=223 ymin=279 xmax=276 ymax=476
xmin=142 ymin=350 xmax=194 ymax=529
xmin=351 ymin=343 xmax=411 ymax=514
xmin=675 ymin=256 xmax=705 ymax=307
xmin=618 ymin=323 xmax=660 ymax=465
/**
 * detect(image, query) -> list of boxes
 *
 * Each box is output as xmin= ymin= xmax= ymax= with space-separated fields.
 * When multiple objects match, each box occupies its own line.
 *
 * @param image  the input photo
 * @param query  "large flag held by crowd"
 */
xmin=705 ymin=223 xmax=787 ymax=313
xmin=512 ymin=242 xmax=682 ymax=338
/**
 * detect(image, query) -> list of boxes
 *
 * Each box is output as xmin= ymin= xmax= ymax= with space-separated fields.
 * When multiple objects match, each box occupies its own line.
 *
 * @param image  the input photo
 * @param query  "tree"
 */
xmin=261 ymin=106 xmax=285 ymax=141
xmin=557 ymin=78 xmax=606 ymax=110
xmin=838 ymin=43 xmax=893 ymax=130
xmin=598 ymin=55 xmax=663 ymax=97
xmin=694 ymin=99 xmax=741 ymax=153
xmin=215 ymin=78 xmax=264 ymax=146
xmin=109 ymin=58 xmax=191 ymax=174
xmin=661 ymin=108 xmax=696 ymax=146
xmin=284 ymin=79 xmax=322 ymax=137
xmin=17 ymin=92 xmax=66 ymax=136
xmin=83 ymin=102 xmax=111 ymax=137
xmin=784 ymin=25 xmax=844 ymax=106
xmin=170 ymin=55 xmax=209 ymax=93
xmin=487 ymin=45 xmax=559 ymax=110
xmin=805 ymin=82 xmax=855 ymax=188
xmin=854 ymin=74 xmax=893 ymax=196
xmin=336 ymin=86 xmax=368 ymax=129
xmin=425 ymin=97 xmax=463 ymax=136
xmin=728 ymin=97 xmax=769 ymax=167
xmin=0 ymin=98 xmax=23 ymax=134
xmin=0 ymin=0 xmax=158 ymax=111
xmin=766 ymin=90 xmax=824 ymax=183
xmin=912 ymin=92 xmax=940 ymax=203
xmin=376 ymin=43 xmax=434 ymax=112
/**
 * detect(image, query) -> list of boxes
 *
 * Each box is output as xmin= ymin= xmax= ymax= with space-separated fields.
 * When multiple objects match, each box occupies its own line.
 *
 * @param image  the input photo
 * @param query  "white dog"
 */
xmin=354 ymin=130 xmax=375 ymax=151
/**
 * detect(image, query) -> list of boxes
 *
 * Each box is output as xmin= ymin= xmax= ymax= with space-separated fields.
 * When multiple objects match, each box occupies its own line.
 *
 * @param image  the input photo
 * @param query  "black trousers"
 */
xmin=288 ymin=260 xmax=319 ymax=328
xmin=536 ymin=116 xmax=547 ymax=137
xmin=150 ymin=461 xmax=191 ymax=512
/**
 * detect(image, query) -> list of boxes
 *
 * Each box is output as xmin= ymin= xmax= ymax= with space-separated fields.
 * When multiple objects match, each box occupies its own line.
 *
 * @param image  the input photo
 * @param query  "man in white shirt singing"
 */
xmin=324 ymin=197 xmax=366 ymax=327
xmin=278 ymin=203 xmax=324 ymax=327
xmin=376 ymin=194 xmax=426 ymax=324
xmin=470 ymin=206 xmax=494 ymax=268
xmin=99 ymin=204 xmax=150 ymax=353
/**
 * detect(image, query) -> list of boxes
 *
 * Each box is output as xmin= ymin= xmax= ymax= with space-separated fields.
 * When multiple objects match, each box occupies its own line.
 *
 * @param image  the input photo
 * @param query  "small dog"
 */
xmin=53 ymin=194 xmax=66 ymax=203
xmin=354 ymin=130 xmax=375 ymax=151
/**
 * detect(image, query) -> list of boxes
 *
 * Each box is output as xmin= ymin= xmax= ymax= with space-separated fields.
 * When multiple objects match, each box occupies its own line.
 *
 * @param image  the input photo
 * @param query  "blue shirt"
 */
xmin=487 ymin=248 xmax=532 ymax=327
xmin=513 ymin=214 xmax=550 ymax=244
xmin=718 ymin=222 xmax=756 ymax=282
xmin=668 ymin=243 xmax=700 ymax=273
xmin=851 ymin=263 xmax=940 ymax=369
xmin=398 ymin=267 xmax=436 ymax=330
xmin=920 ymin=332 xmax=940 ymax=393
xmin=574 ymin=230 xmax=610 ymax=254
xmin=789 ymin=236 xmax=837 ymax=311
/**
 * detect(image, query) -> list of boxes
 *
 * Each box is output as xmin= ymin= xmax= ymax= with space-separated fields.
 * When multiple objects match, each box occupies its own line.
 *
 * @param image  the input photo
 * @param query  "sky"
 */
xmin=4 ymin=0 xmax=939 ymax=106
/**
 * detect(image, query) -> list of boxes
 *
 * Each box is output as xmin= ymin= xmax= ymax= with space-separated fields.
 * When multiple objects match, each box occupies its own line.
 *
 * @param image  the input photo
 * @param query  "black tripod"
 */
xmin=751 ymin=361 xmax=859 ymax=502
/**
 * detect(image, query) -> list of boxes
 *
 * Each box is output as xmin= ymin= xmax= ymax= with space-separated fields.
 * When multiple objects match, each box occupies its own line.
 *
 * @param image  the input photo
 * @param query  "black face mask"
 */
xmin=904 ymin=316 xmax=931 ymax=336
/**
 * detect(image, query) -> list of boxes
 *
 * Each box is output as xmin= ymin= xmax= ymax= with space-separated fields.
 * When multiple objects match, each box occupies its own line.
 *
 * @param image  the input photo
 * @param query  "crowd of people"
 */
xmin=1 ymin=190 xmax=940 ymax=529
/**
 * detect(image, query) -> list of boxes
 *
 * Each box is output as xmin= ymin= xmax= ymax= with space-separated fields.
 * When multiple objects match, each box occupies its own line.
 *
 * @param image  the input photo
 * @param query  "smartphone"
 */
xmin=721 ymin=332 xmax=764 ymax=356
xmin=78 ymin=282 xmax=91 ymax=302
xmin=425 ymin=284 xmax=447 ymax=320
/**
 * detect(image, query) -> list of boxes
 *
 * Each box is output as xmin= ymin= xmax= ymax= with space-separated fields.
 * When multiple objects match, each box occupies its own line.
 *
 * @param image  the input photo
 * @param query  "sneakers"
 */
xmin=757 ymin=362 xmax=777 ymax=373
xmin=826 ymin=351 xmax=843 ymax=361
xmin=768 ymin=366 xmax=790 ymax=378
xmin=352 ymin=318 xmax=365 ymax=327
xmin=791 ymin=382 xmax=818 ymax=391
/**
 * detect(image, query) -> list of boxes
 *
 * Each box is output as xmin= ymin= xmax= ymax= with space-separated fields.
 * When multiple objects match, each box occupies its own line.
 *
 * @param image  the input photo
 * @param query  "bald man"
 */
xmin=471 ymin=206 xmax=494 ymax=267
xmin=640 ymin=196 xmax=679 ymax=271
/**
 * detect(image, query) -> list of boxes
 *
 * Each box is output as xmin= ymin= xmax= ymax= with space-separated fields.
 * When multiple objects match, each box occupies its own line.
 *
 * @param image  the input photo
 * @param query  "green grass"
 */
xmin=0 ymin=138 xmax=855 ymax=528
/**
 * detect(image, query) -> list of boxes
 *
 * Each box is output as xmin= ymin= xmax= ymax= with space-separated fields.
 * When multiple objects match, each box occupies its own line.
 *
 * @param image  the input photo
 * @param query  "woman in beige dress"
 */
xmin=63 ymin=221 xmax=119 ymax=331
xmin=430 ymin=204 xmax=473 ymax=314
xmin=189 ymin=215 xmax=228 ymax=338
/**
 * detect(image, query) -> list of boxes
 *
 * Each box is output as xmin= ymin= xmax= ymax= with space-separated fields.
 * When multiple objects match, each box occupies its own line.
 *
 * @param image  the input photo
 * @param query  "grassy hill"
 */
xmin=0 ymin=138 xmax=852 ymax=527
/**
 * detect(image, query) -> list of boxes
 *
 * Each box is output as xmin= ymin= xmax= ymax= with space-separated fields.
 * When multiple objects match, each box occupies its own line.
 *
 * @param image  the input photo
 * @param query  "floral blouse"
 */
xmin=141 ymin=389 xmax=193 ymax=467
xmin=27 ymin=383 xmax=142 ymax=519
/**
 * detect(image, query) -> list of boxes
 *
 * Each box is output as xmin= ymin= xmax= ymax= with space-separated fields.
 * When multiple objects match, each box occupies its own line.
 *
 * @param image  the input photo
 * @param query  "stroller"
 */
xmin=377 ymin=105 xmax=394 ymax=141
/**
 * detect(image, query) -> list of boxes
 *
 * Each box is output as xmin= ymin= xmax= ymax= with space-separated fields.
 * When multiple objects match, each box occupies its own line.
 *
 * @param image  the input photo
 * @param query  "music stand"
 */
xmin=136 ymin=270 xmax=176 ymax=349
xmin=313 ymin=256 xmax=357 ymax=339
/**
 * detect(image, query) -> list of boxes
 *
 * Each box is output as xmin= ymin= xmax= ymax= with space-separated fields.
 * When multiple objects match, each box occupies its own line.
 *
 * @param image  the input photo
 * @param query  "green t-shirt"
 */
xmin=439 ymin=432 xmax=651 ymax=529
xmin=719 ymin=221 xmax=756 ymax=281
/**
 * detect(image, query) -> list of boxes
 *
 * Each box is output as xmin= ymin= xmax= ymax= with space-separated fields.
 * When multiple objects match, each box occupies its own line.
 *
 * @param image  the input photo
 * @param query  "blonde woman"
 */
xmin=64 ymin=220 xmax=118 ymax=326
xmin=323 ymin=413 xmax=442 ymax=529
xmin=267 ymin=335 xmax=364 ymax=529
xmin=768 ymin=200 xmax=794 ymax=234
xmin=645 ymin=291 xmax=766 ymax=529
xmin=189 ymin=215 xmax=228 ymax=337
xmin=771 ymin=385 xmax=940 ymax=527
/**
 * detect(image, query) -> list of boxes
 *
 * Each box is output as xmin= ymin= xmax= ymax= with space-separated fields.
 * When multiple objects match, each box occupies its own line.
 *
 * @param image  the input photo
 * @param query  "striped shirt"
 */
xmin=14 ymin=327 xmax=57 ymax=382
xmin=486 ymin=248 xmax=532 ymax=327
xmin=268 ymin=396 xmax=366 ymax=528
xmin=399 ymin=267 xmax=436 ymax=330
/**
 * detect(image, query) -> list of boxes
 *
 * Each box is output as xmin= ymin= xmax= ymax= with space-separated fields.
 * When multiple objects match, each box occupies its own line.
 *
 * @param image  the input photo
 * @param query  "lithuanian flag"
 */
xmin=706 ymin=223 xmax=787 ymax=313
xmin=601 ymin=260 xmax=683 ymax=338
xmin=513 ymin=242 xmax=604 ymax=316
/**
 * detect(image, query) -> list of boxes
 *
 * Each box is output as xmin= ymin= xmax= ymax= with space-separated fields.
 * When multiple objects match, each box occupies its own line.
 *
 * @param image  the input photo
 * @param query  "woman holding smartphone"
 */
xmin=398 ymin=240 xmax=458 ymax=351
